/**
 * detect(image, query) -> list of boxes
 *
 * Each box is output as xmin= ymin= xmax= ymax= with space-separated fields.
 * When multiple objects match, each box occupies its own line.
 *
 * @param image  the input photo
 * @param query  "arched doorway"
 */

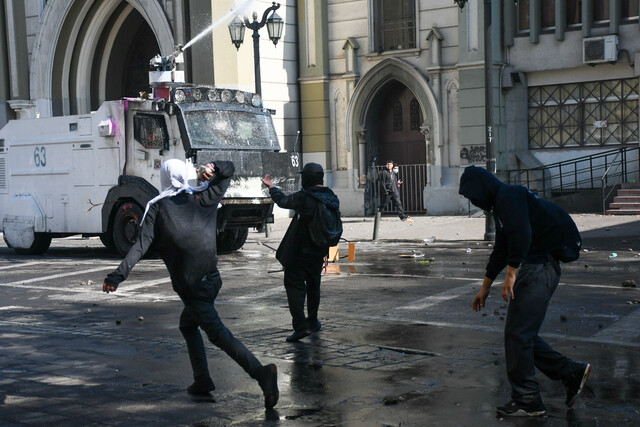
xmin=345 ymin=58 xmax=441 ymax=215
xmin=377 ymin=81 xmax=425 ymax=165
xmin=375 ymin=81 xmax=426 ymax=214
xmin=31 ymin=0 xmax=174 ymax=118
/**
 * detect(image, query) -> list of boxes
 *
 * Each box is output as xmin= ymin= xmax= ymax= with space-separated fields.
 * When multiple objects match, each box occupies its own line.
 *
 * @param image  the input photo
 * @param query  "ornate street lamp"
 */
xmin=228 ymin=2 xmax=283 ymax=95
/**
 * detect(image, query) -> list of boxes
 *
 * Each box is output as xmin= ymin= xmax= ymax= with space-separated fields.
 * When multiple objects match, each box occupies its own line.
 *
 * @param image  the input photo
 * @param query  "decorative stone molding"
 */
xmin=8 ymin=99 xmax=37 ymax=119
xmin=342 ymin=37 xmax=360 ymax=76
xmin=425 ymin=26 xmax=443 ymax=67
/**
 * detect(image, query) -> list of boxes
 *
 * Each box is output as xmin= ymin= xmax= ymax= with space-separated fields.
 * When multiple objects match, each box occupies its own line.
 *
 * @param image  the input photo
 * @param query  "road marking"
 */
xmin=594 ymin=307 xmax=640 ymax=342
xmin=0 ymin=266 xmax=118 ymax=290
xmin=0 ymin=261 xmax=41 ymax=271
xmin=394 ymin=281 xmax=483 ymax=311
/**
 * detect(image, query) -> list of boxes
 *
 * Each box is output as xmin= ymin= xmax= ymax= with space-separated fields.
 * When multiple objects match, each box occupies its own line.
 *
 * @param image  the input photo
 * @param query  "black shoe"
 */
xmin=564 ymin=363 xmax=591 ymax=407
xmin=309 ymin=320 xmax=322 ymax=333
xmin=496 ymin=399 xmax=546 ymax=417
xmin=286 ymin=329 xmax=311 ymax=342
xmin=257 ymin=364 xmax=279 ymax=410
xmin=187 ymin=377 xmax=215 ymax=395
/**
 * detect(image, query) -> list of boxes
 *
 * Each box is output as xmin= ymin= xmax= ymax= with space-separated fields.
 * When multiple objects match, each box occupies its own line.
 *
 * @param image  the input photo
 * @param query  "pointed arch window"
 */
xmin=410 ymin=98 xmax=421 ymax=131
xmin=392 ymin=100 xmax=403 ymax=131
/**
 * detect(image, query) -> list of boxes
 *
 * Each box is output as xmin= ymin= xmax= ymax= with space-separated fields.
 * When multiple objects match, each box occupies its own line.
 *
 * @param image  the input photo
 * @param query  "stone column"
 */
xmin=420 ymin=124 xmax=432 ymax=186
xmin=355 ymin=129 xmax=368 ymax=187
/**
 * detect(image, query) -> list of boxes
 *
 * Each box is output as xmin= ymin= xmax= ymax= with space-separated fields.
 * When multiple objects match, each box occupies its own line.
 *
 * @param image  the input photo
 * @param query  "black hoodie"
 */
xmin=459 ymin=166 xmax=581 ymax=280
xmin=269 ymin=185 xmax=340 ymax=266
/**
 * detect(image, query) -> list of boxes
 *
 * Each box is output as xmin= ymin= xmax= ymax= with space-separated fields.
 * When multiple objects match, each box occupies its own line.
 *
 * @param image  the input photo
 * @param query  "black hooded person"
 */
xmin=262 ymin=163 xmax=341 ymax=342
xmin=458 ymin=165 xmax=590 ymax=417
xmin=102 ymin=159 xmax=279 ymax=410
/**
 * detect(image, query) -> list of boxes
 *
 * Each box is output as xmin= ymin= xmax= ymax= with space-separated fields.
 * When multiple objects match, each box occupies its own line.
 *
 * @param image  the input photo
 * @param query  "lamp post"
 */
xmin=228 ymin=2 xmax=284 ymax=96
xmin=455 ymin=0 xmax=517 ymax=240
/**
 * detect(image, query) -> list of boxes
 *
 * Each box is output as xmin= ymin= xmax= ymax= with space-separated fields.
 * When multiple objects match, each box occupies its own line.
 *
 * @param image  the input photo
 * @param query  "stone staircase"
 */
xmin=606 ymin=182 xmax=640 ymax=215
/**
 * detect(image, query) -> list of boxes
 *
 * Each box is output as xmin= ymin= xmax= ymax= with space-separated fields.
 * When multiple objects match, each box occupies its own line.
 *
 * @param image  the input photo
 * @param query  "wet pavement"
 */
xmin=1 ymin=214 xmax=640 ymax=426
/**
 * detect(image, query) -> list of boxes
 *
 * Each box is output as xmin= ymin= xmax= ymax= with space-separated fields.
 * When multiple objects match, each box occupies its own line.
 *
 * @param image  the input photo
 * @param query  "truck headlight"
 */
xmin=207 ymin=89 xmax=218 ymax=102
xmin=235 ymin=91 xmax=245 ymax=104
xmin=221 ymin=89 xmax=232 ymax=103
xmin=174 ymin=89 xmax=186 ymax=103
xmin=193 ymin=89 xmax=203 ymax=101
xmin=251 ymin=94 xmax=262 ymax=107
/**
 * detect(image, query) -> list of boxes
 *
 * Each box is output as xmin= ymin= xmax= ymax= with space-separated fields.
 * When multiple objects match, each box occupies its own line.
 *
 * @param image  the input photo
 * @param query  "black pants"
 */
xmin=379 ymin=192 xmax=406 ymax=219
xmin=504 ymin=259 xmax=575 ymax=402
xmin=178 ymin=272 xmax=262 ymax=383
xmin=283 ymin=253 xmax=325 ymax=332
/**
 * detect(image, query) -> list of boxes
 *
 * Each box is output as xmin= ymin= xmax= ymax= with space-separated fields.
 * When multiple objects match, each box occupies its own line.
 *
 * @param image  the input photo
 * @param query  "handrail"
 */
xmin=601 ymin=150 xmax=625 ymax=214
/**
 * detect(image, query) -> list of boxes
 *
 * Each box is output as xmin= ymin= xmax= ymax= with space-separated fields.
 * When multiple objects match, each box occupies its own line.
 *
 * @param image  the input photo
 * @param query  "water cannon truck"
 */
xmin=0 ymin=47 xmax=299 ymax=255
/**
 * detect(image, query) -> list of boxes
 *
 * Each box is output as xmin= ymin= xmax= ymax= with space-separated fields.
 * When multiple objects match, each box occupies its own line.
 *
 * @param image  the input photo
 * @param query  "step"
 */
xmin=616 ymin=189 xmax=640 ymax=196
xmin=621 ymin=182 xmax=640 ymax=189
xmin=606 ymin=209 xmax=640 ymax=215
xmin=609 ymin=202 xmax=640 ymax=209
xmin=612 ymin=196 xmax=640 ymax=202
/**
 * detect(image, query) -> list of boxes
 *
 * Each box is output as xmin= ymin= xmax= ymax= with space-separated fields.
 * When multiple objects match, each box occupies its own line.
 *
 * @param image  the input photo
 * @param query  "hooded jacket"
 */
xmin=104 ymin=161 xmax=234 ymax=298
xmin=269 ymin=185 xmax=340 ymax=266
xmin=459 ymin=166 xmax=581 ymax=280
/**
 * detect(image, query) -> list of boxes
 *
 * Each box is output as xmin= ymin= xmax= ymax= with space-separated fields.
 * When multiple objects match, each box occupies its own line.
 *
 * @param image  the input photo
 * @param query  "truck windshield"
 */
xmin=182 ymin=106 xmax=279 ymax=150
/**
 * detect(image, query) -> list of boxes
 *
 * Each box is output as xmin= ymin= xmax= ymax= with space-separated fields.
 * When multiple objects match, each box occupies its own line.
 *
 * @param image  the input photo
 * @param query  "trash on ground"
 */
xmin=466 ymin=248 xmax=472 ymax=253
xmin=622 ymin=279 xmax=636 ymax=288
xmin=609 ymin=253 xmax=618 ymax=258
xmin=399 ymin=251 xmax=425 ymax=258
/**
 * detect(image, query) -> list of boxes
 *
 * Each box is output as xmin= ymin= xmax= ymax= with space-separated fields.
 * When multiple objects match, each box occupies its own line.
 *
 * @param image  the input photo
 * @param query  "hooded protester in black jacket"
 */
xmin=458 ymin=165 xmax=590 ymax=417
xmin=262 ymin=162 xmax=341 ymax=342
xmin=103 ymin=159 xmax=279 ymax=410
xmin=459 ymin=165 xmax=581 ymax=280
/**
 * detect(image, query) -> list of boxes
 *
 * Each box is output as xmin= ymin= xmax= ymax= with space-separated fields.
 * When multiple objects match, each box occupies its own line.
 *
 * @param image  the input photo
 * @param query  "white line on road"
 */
xmin=0 ymin=261 xmax=41 ymax=271
xmin=0 ymin=266 xmax=118 ymax=291
xmin=394 ymin=281 xmax=483 ymax=311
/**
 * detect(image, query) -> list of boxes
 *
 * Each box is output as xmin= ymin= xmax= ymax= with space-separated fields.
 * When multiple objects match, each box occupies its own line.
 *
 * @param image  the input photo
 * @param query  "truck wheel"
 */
xmin=112 ymin=202 xmax=143 ymax=256
xmin=99 ymin=233 xmax=116 ymax=252
xmin=13 ymin=233 xmax=52 ymax=255
xmin=216 ymin=227 xmax=249 ymax=254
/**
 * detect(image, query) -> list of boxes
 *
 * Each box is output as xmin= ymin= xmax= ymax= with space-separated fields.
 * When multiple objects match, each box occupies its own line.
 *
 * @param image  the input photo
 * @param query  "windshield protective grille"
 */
xmin=183 ymin=107 xmax=279 ymax=150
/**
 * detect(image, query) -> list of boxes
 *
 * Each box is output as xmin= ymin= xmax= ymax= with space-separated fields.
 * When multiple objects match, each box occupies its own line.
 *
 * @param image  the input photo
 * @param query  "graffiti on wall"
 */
xmin=460 ymin=145 xmax=486 ymax=164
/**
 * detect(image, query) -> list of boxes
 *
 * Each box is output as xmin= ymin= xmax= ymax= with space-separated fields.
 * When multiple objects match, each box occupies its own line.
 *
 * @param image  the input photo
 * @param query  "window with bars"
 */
xmin=518 ymin=0 xmax=639 ymax=32
xmin=528 ymin=79 xmax=639 ymax=148
xmin=373 ymin=0 xmax=416 ymax=52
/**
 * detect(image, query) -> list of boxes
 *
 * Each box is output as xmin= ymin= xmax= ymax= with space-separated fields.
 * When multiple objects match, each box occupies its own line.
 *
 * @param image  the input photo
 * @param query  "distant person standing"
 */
xmin=459 ymin=165 xmax=590 ymax=417
xmin=262 ymin=163 xmax=341 ymax=342
xmin=379 ymin=160 xmax=412 ymax=223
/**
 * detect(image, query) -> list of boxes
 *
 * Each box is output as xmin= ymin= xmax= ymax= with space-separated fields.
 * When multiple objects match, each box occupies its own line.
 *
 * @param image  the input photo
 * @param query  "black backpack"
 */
xmin=303 ymin=190 xmax=343 ymax=248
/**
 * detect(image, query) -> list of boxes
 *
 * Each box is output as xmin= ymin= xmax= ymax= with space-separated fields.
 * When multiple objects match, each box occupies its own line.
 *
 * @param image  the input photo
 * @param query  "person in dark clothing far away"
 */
xmin=459 ymin=165 xmax=590 ymax=417
xmin=262 ymin=162 xmax=341 ymax=342
xmin=102 ymin=159 xmax=278 ymax=410
xmin=378 ymin=160 xmax=412 ymax=223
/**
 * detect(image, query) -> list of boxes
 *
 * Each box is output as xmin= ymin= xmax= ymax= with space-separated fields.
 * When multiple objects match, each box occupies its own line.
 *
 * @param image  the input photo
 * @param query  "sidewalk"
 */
xmin=261 ymin=213 xmax=640 ymax=243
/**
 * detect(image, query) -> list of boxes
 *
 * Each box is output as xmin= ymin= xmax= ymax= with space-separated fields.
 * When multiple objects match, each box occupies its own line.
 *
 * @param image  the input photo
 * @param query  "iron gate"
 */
xmin=367 ymin=164 xmax=427 ymax=215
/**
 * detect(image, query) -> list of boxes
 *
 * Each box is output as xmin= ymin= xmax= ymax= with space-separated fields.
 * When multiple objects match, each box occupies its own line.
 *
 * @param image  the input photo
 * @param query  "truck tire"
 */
xmin=99 ymin=233 xmax=116 ymax=252
xmin=13 ymin=233 xmax=52 ymax=255
xmin=216 ymin=227 xmax=249 ymax=254
xmin=112 ymin=201 xmax=143 ymax=256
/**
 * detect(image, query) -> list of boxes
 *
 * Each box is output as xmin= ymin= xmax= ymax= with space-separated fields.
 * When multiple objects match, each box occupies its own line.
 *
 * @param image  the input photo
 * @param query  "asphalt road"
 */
xmin=1 ymin=223 xmax=640 ymax=426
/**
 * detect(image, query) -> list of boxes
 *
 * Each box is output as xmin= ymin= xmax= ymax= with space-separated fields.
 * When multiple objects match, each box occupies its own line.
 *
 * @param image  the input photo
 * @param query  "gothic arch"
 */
xmin=30 ymin=0 xmax=174 ymax=117
xmin=346 ymin=57 xmax=442 ymax=188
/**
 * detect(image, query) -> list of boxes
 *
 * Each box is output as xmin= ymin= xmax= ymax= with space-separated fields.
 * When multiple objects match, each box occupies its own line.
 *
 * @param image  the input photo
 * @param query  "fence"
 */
xmin=369 ymin=164 xmax=428 ymax=215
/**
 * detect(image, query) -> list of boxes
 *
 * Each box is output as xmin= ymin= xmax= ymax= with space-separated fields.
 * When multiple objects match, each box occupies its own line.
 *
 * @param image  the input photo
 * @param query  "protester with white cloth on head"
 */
xmin=102 ymin=159 xmax=279 ymax=410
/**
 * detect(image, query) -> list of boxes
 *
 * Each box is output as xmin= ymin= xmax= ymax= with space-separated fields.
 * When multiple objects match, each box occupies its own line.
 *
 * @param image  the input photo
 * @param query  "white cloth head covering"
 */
xmin=140 ymin=159 xmax=209 ymax=223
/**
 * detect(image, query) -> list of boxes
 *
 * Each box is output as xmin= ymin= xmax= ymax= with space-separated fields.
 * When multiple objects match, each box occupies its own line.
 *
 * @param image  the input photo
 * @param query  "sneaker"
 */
xmin=496 ymin=399 xmax=546 ymax=417
xmin=257 ymin=364 xmax=279 ymax=410
xmin=187 ymin=377 xmax=215 ymax=395
xmin=309 ymin=319 xmax=322 ymax=333
xmin=406 ymin=217 xmax=414 ymax=224
xmin=286 ymin=329 xmax=311 ymax=342
xmin=564 ymin=363 xmax=591 ymax=407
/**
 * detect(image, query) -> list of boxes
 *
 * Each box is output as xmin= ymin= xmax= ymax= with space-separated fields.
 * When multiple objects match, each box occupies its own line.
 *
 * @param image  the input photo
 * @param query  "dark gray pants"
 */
xmin=505 ymin=260 xmax=574 ymax=402
xmin=283 ymin=253 xmax=324 ymax=332
xmin=379 ymin=192 xmax=406 ymax=219
xmin=178 ymin=272 xmax=262 ymax=383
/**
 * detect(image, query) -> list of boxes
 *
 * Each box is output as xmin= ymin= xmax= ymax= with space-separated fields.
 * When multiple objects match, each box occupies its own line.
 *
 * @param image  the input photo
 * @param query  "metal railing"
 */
xmin=507 ymin=146 xmax=639 ymax=200
xmin=369 ymin=164 xmax=428 ymax=215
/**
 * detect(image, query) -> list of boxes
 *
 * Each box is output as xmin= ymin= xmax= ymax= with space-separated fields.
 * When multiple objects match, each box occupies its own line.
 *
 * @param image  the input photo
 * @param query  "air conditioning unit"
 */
xmin=583 ymin=35 xmax=618 ymax=64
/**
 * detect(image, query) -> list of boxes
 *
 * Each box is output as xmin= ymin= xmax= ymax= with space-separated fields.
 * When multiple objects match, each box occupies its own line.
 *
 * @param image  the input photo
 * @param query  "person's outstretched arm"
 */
xmin=198 ymin=161 xmax=235 ymax=207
